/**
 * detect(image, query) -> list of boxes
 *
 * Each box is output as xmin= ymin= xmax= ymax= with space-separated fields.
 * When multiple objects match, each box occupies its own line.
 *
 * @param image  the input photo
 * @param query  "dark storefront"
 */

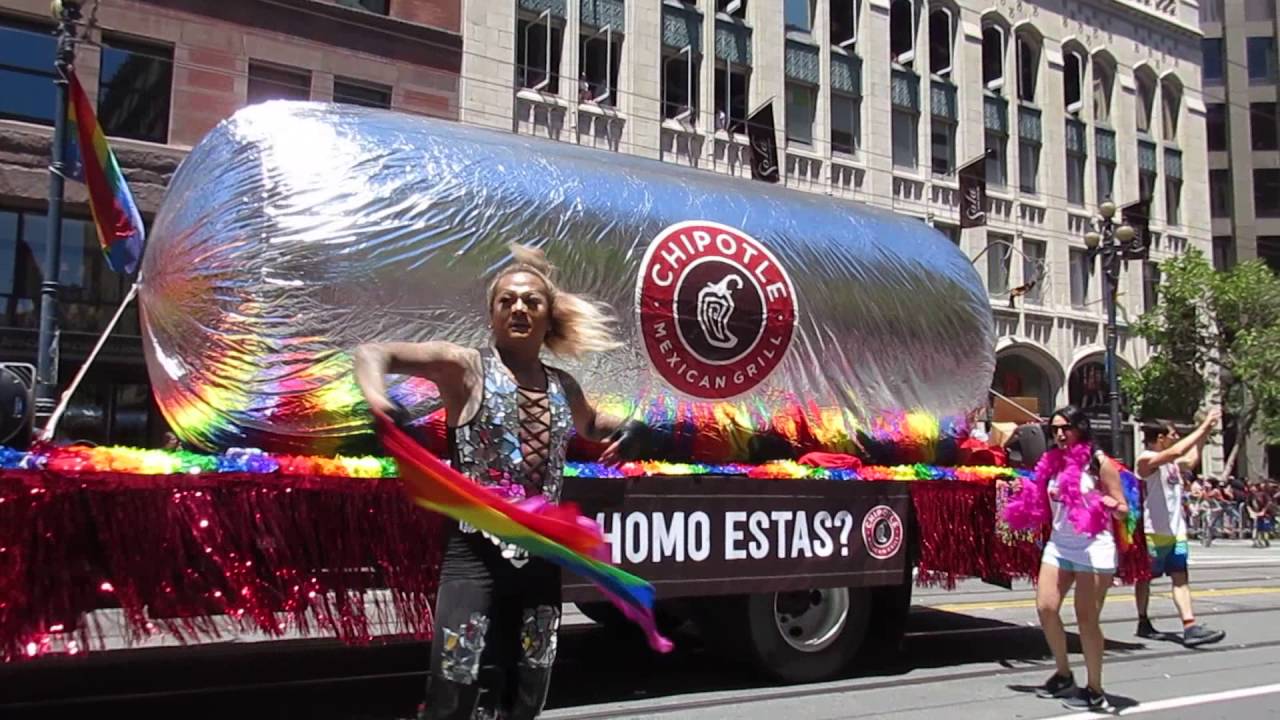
xmin=0 ymin=208 xmax=163 ymax=447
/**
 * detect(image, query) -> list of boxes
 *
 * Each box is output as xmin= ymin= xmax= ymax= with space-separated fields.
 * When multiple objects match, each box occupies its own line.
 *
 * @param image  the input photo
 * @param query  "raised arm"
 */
xmin=353 ymin=341 xmax=476 ymax=417
xmin=1136 ymin=408 xmax=1221 ymax=477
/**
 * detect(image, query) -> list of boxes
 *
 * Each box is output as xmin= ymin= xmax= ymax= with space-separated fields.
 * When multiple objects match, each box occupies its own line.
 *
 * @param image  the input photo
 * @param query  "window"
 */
xmin=1096 ymin=128 xmax=1116 ymax=202
xmin=1019 ymin=139 xmax=1039 ymax=193
xmin=1022 ymin=239 xmax=1045 ymax=304
xmin=890 ymin=0 xmax=914 ymax=66
xmin=1092 ymin=58 xmax=1114 ymax=125
xmin=1165 ymin=170 xmax=1181 ymax=226
xmin=1206 ymin=103 xmax=1228 ymax=150
xmin=1135 ymin=71 xmax=1155 ymax=135
xmin=986 ymin=129 xmax=1007 ymax=188
xmin=1260 ymin=237 xmax=1280 ymax=274
xmin=832 ymin=91 xmax=860 ymax=155
xmin=936 ymin=223 xmax=960 ymax=245
xmin=662 ymin=47 xmax=699 ymax=121
xmin=786 ymin=82 xmax=817 ymax=145
xmin=1161 ymin=81 xmax=1180 ymax=140
xmin=931 ymin=118 xmax=955 ymax=175
xmin=987 ymin=234 xmax=1012 ymax=296
xmin=982 ymin=25 xmax=1004 ymax=92
xmin=98 ymin=37 xmax=173 ymax=143
xmin=893 ymin=108 xmax=918 ymax=169
xmin=831 ymin=0 xmax=857 ymax=46
xmin=1016 ymin=33 xmax=1038 ymax=103
xmin=336 ymin=0 xmax=389 ymax=12
xmin=1202 ymin=39 xmax=1224 ymax=84
xmin=1213 ymin=236 xmax=1235 ymax=272
xmin=0 ymin=16 xmax=57 ymax=124
xmin=717 ymin=0 xmax=746 ymax=18
xmin=517 ymin=15 xmax=564 ymax=93
xmin=16 ymin=212 xmax=132 ymax=333
xmin=1143 ymin=261 xmax=1161 ymax=312
xmin=0 ymin=211 xmax=16 ymax=318
xmin=1252 ymin=102 xmax=1279 ymax=151
xmin=715 ymin=66 xmax=748 ymax=133
xmin=785 ymin=0 xmax=813 ymax=32
xmin=333 ymin=78 xmax=391 ymax=108
xmin=1070 ymin=248 xmax=1093 ymax=309
xmin=1063 ymin=50 xmax=1083 ymax=114
xmin=580 ymin=28 xmax=622 ymax=106
xmin=1210 ymin=169 xmax=1233 ymax=218
xmin=1018 ymin=108 xmax=1041 ymax=194
xmin=247 ymin=62 xmax=310 ymax=104
xmin=1138 ymin=141 xmax=1158 ymax=202
xmin=1246 ymin=0 xmax=1277 ymax=21
xmin=1065 ymin=119 xmax=1086 ymax=206
xmin=1201 ymin=0 xmax=1225 ymax=23
xmin=928 ymin=7 xmax=952 ymax=77
xmin=1248 ymin=37 xmax=1278 ymax=83
xmin=1255 ymin=169 xmax=1280 ymax=217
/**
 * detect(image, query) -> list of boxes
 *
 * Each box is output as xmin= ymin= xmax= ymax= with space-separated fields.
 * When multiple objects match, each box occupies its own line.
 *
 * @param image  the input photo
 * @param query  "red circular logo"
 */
xmin=862 ymin=505 xmax=904 ymax=560
xmin=636 ymin=221 xmax=797 ymax=399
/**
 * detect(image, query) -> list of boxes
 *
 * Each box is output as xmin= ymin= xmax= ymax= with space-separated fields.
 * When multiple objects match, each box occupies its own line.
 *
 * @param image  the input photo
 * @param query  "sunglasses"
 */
xmin=1047 ymin=423 xmax=1071 ymax=436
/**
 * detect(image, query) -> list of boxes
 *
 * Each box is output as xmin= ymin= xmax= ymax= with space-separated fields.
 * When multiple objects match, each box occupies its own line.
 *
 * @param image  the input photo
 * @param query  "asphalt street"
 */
xmin=546 ymin=540 xmax=1280 ymax=720
xmin=3 ymin=541 xmax=1277 ymax=719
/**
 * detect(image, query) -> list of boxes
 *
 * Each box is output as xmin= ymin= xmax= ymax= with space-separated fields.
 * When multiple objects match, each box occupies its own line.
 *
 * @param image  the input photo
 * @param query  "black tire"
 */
xmin=732 ymin=587 xmax=872 ymax=684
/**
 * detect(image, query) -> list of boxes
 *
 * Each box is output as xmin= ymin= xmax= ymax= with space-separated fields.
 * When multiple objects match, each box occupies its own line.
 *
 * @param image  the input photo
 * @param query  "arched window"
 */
xmin=1092 ymin=52 xmax=1115 ymax=126
xmin=1135 ymin=67 xmax=1157 ymax=135
xmin=1063 ymin=46 xmax=1085 ymax=114
xmin=890 ymin=0 xmax=915 ymax=66
xmin=1161 ymin=76 xmax=1182 ymax=140
xmin=928 ymin=4 xmax=954 ymax=77
xmin=982 ymin=24 xmax=1005 ymax=91
xmin=1015 ymin=28 xmax=1040 ymax=103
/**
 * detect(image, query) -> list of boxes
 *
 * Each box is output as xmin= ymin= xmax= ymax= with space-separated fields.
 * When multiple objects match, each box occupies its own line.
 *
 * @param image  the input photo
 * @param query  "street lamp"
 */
xmin=1084 ymin=200 xmax=1138 ymax=459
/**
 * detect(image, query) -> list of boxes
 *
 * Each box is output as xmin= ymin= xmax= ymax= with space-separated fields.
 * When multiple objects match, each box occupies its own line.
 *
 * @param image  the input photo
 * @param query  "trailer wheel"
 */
xmin=743 ymin=587 xmax=871 ymax=684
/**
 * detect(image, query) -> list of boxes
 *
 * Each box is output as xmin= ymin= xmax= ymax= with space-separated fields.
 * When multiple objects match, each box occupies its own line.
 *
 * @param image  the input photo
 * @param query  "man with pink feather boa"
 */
xmin=1001 ymin=406 xmax=1130 ymax=712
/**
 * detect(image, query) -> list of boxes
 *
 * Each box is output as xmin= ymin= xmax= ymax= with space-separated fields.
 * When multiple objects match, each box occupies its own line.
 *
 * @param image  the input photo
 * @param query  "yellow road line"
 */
xmin=931 ymin=586 xmax=1280 ymax=612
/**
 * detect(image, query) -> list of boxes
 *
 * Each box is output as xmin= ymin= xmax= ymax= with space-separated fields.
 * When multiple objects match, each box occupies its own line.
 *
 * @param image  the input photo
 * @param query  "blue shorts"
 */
xmin=1147 ymin=535 xmax=1189 ymax=577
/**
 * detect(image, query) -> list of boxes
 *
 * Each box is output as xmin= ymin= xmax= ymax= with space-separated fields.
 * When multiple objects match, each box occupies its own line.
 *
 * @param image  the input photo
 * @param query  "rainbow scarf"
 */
xmin=64 ymin=69 xmax=146 ymax=274
xmin=373 ymin=410 xmax=673 ymax=653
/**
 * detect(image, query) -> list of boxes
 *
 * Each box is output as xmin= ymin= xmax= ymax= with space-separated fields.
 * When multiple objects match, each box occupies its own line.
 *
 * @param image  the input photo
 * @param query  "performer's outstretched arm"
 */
xmin=353 ymin=341 xmax=479 ymax=420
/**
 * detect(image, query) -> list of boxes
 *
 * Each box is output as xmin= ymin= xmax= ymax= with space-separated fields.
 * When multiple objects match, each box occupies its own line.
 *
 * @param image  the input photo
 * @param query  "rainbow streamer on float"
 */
xmin=372 ymin=411 xmax=674 ymax=654
xmin=64 ymin=68 xmax=145 ymax=274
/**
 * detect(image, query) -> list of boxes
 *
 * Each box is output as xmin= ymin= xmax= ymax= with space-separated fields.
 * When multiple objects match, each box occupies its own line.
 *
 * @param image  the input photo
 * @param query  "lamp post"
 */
xmin=1084 ymin=200 xmax=1137 ymax=459
xmin=34 ymin=0 xmax=81 ymax=431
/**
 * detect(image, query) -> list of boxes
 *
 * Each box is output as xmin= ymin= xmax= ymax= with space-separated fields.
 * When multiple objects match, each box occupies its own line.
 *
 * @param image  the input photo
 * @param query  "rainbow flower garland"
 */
xmin=0 ymin=445 xmax=1028 ymax=484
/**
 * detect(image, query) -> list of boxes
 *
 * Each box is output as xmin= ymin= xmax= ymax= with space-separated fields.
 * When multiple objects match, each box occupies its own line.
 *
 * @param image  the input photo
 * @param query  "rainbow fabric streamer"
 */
xmin=1115 ymin=467 xmax=1142 ymax=550
xmin=64 ymin=68 xmax=146 ymax=274
xmin=371 ymin=411 xmax=674 ymax=654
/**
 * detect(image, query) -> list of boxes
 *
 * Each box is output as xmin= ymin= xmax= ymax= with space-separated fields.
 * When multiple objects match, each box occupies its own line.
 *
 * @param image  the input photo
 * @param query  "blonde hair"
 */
xmin=487 ymin=244 xmax=623 ymax=358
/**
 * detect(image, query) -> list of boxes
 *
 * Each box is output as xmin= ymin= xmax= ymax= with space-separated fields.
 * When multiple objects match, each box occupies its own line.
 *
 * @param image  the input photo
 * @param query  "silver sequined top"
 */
xmin=451 ymin=350 xmax=573 ymax=566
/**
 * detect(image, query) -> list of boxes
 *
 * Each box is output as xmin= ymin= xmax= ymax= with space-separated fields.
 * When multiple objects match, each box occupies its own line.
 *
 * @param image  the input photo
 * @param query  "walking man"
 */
xmin=1134 ymin=409 xmax=1227 ymax=647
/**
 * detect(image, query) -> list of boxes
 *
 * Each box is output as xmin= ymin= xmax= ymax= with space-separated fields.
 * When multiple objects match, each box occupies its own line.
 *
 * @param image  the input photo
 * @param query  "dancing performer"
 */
xmin=355 ymin=245 xmax=628 ymax=720
xmin=1015 ymin=407 xmax=1129 ymax=711
xmin=1133 ymin=410 xmax=1226 ymax=646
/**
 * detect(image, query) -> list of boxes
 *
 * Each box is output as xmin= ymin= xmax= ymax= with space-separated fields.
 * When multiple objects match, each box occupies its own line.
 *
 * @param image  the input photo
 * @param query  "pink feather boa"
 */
xmin=1001 ymin=442 xmax=1109 ymax=537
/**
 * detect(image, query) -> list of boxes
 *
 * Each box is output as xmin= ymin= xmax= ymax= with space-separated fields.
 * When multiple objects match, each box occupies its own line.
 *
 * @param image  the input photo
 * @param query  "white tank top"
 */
xmin=1048 ymin=468 xmax=1115 ymax=552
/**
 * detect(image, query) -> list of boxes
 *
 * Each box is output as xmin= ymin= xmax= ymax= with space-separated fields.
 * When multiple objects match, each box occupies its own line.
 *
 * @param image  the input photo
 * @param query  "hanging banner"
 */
xmin=958 ymin=155 xmax=987 ymax=229
xmin=746 ymin=101 xmax=780 ymax=184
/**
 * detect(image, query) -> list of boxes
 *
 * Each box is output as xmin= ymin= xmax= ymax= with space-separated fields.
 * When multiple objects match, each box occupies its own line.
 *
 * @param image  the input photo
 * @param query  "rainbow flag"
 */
xmin=373 ymin=410 xmax=674 ymax=653
xmin=63 ymin=68 xmax=145 ymax=274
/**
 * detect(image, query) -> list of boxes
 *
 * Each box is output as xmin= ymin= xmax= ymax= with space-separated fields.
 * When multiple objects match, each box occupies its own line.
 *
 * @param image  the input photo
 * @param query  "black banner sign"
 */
xmin=746 ymin=102 xmax=780 ymax=184
xmin=958 ymin=154 xmax=987 ymax=229
xmin=559 ymin=476 xmax=911 ymax=602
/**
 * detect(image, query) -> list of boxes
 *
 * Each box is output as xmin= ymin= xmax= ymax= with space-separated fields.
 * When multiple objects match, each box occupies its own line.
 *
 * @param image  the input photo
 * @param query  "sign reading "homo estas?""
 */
xmin=559 ymin=476 xmax=910 ymax=601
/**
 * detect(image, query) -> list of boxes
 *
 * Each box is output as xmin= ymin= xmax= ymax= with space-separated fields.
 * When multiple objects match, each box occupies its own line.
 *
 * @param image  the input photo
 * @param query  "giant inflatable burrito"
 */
xmin=140 ymin=102 xmax=995 ymax=463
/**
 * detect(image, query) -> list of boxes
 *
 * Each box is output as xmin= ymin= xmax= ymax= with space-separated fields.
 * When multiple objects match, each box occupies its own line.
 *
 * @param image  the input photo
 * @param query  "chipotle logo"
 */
xmin=636 ymin=221 xmax=797 ymax=399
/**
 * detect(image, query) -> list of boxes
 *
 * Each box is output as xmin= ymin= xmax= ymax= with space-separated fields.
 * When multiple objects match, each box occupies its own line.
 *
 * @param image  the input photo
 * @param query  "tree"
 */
xmin=1121 ymin=249 xmax=1280 ymax=477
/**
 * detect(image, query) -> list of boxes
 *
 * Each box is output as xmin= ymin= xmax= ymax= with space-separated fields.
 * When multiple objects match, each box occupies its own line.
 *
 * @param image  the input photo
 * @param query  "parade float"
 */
xmin=0 ymin=102 xmax=1147 ymax=684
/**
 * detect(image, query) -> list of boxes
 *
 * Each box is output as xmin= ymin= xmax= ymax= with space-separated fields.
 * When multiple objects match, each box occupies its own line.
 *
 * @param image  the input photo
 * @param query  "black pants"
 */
xmin=421 ymin=529 xmax=562 ymax=720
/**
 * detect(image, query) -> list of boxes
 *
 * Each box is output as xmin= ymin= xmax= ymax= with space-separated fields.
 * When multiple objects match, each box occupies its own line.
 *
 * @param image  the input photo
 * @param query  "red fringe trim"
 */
xmin=0 ymin=470 xmax=443 ymax=663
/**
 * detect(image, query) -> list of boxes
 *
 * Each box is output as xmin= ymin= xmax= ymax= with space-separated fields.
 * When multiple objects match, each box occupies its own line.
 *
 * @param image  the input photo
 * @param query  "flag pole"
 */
xmin=34 ymin=0 xmax=82 ymax=432
xmin=38 ymin=280 xmax=140 ymax=442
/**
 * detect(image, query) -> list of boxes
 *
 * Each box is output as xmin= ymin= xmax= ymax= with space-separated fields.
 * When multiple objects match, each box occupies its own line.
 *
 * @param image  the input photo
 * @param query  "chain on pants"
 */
xmin=421 ymin=530 xmax=562 ymax=720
